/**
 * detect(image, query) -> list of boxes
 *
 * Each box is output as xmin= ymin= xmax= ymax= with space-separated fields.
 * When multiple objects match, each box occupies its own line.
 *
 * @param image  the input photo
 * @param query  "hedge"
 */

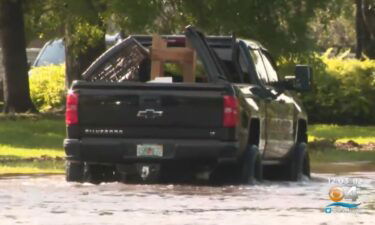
xmin=29 ymin=65 xmax=66 ymax=112
xmin=279 ymin=50 xmax=375 ymax=125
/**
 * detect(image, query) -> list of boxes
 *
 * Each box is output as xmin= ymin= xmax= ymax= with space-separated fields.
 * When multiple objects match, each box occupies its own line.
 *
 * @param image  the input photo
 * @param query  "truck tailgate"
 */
xmin=74 ymin=81 xmax=233 ymax=140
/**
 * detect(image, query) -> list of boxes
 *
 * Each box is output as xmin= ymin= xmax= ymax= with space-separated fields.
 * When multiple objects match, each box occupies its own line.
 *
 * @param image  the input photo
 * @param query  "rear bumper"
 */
xmin=64 ymin=138 xmax=239 ymax=164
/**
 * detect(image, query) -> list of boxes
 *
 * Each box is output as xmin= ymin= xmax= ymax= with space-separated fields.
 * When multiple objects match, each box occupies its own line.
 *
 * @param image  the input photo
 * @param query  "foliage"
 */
xmin=309 ymin=124 xmax=375 ymax=144
xmin=29 ymin=65 xmax=66 ymax=111
xmin=68 ymin=21 xmax=105 ymax=56
xmin=106 ymin=0 xmax=160 ymax=33
xmin=24 ymin=0 xmax=333 ymax=56
xmin=177 ymin=0 xmax=328 ymax=56
xmin=23 ymin=0 xmax=71 ymax=43
xmin=24 ymin=0 xmax=105 ymax=43
xmin=308 ymin=2 xmax=356 ymax=51
xmin=279 ymin=50 xmax=375 ymax=124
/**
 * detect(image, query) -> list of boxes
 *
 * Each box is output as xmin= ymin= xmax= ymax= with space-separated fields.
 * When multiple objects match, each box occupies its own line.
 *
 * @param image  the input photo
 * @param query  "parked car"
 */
xmin=31 ymin=39 xmax=65 ymax=67
xmin=33 ymin=34 xmax=122 ymax=67
xmin=64 ymin=26 xmax=312 ymax=184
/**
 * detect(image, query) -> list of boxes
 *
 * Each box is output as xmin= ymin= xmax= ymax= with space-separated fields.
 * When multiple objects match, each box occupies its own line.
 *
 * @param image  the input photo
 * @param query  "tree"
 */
xmin=308 ymin=0 xmax=356 ymax=52
xmin=107 ymin=0 xmax=332 ymax=56
xmin=0 ymin=0 xmax=36 ymax=113
xmin=22 ymin=0 xmax=352 ymax=90
xmin=23 ymin=0 xmax=107 ymax=87
xmin=176 ymin=0 xmax=329 ymax=56
xmin=64 ymin=0 xmax=106 ymax=86
xmin=355 ymin=0 xmax=375 ymax=58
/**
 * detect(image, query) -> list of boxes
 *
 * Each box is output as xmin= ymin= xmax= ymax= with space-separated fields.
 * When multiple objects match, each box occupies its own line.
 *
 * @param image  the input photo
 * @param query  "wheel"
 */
xmin=286 ymin=142 xmax=310 ymax=181
xmin=66 ymin=161 xmax=84 ymax=182
xmin=240 ymin=145 xmax=262 ymax=185
xmin=209 ymin=164 xmax=238 ymax=185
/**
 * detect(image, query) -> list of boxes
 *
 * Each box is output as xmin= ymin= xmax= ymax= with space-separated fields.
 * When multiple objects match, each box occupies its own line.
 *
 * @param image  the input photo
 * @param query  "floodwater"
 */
xmin=0 ymin=171 xmax=374 ymax=225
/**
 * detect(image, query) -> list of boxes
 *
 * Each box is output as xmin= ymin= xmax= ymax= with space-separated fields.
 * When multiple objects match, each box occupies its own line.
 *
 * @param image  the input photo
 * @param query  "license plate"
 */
xmin=136 ymin=144 xmax=163 ymax=157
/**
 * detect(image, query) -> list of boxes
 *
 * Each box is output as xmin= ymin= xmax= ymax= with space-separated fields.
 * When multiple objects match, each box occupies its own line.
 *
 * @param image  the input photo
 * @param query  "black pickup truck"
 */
xmin=64 ymin=26 xmax=312 ymax=184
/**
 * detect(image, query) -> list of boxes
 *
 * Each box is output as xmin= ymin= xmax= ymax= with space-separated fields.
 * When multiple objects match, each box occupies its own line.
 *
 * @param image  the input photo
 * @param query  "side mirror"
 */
xmin=281 ymin=65 xmax=312 ymax=92
xmin=294 ymin=65 xmax=312 ymax=92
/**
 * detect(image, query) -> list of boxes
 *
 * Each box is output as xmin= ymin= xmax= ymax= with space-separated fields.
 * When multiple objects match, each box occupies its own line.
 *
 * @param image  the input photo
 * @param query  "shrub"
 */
xmin=278 ymin=50 xmax=375 ymax=125
xmin=29 ymin=65 xmax=66 ymax=112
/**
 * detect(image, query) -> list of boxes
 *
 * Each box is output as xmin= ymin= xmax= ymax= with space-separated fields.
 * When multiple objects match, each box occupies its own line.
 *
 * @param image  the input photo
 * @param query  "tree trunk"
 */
xmin=0 ymin=0 xmax=36 ymax=113
xmin=356 ymin=0 xmax=375 ymax=59
xmin=361 ymin=0 xmax=375 ymax=58
xmin=355 ymin=0 xmax=365 ymax=58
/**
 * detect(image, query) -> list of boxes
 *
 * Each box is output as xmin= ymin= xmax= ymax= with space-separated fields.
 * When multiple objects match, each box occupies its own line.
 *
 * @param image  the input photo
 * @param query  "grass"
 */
xmin=0 ymin=114 xmax=65 ymax=150
xmin=0 ymin=114 xmax=65 ymax=174
xmin=0 ymin=114 xmax=374 ymax=174
xmin=0 ymin=160 xmax=64 ymax=174
xmin=310 ymin=149 xmax=375 ymax=163
xmin=0 ymin=147 xmax=64 ymax=160
xmin=308 ymin=124 xmax=375 ymax=144
xmin=308 ymin=124 xmax=375 ymax=164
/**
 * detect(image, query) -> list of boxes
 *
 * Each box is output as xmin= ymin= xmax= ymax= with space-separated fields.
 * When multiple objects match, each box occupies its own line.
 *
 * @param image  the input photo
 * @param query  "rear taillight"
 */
xmin=223 ymin=95 xmax=238 ymax=128
xmin=66 ymin=91 xmax=79 ymax=125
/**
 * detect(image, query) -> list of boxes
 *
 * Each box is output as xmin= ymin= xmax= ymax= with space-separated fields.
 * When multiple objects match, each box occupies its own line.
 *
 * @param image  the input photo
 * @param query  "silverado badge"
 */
xmin=137 ymin=109 xmax=163 ymax=119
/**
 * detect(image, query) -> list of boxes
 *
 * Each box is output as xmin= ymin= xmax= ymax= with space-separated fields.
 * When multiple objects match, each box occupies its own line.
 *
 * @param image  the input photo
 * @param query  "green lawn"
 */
xmin=308 ymin=124 xmax=375 ymax=144
xmin=0 ymin=160 xmax=64 ymax=174
xmin=0 ymin=114 xmax=65 ymax=174
xmin=308 ymin=124 xmax=375 ymax=166
xmin=0 ymin=114 xmax=374 ymax=174
xmin=310 ymin=149 xmax=375 ymax=162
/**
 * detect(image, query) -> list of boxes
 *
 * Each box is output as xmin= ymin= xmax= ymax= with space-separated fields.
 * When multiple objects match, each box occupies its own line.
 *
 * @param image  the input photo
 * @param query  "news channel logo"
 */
xmin=324 ymin=177 xmax=361 ymax=214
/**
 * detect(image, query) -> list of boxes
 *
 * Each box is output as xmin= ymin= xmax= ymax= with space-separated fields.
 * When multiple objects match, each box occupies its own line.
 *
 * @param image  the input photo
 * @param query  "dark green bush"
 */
xmin=279 ymin=50 xmax=375 ymax=125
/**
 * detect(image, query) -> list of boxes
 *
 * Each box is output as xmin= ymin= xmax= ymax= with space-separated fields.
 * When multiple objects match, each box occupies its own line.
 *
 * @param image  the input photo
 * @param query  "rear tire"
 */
xmin=240 ymin=145 xmax=262 ymax=185
xmin=286 ymin=142 xmax=310 ymax=181
xmin=209 ymin=164 xmax=238 ymax=185
xmin=66 ymin=161 xmax=84 ymax=182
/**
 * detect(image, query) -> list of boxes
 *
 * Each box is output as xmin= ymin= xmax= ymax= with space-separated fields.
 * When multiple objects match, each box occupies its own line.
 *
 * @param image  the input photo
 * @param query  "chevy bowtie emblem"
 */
xmin=137 ymin=109 xmax=163 ymax=119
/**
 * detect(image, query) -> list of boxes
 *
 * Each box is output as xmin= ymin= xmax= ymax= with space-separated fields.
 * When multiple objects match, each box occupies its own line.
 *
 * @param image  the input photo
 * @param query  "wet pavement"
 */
xmin=0 ymin=172 xmax=374 ymax=225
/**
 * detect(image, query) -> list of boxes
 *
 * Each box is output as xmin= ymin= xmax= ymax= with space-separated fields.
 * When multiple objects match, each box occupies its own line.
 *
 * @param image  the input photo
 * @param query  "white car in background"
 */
xmin=33 ymin=33 xmax=122 ymax=67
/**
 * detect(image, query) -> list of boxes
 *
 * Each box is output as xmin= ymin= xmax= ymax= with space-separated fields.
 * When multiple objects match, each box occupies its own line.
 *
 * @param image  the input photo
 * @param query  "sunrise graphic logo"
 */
xmin=324 ymin=186 xmax=361 ymax=214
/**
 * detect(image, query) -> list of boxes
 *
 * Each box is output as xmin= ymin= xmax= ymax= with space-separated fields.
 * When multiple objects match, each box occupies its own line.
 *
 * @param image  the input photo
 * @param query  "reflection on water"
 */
xmin=0 ymin=172 xmax=374 ymax=225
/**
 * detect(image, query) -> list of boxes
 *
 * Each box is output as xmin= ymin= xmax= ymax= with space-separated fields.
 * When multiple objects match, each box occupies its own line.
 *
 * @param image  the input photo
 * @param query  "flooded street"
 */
xmin=0 ymin=172 xmax=374 ymax=225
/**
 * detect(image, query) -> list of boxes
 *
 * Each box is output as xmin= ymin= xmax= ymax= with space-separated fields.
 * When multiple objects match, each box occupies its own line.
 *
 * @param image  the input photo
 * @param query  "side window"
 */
xmin=34 ymin=40 xmax=65 ymax=67
xmin=248 ymin=49 xmax=268 ymax=84
xmin=239 ymin=52 xmax=250 ymax=83
xmin=260 ymin=51 xmax=278 ymax=83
